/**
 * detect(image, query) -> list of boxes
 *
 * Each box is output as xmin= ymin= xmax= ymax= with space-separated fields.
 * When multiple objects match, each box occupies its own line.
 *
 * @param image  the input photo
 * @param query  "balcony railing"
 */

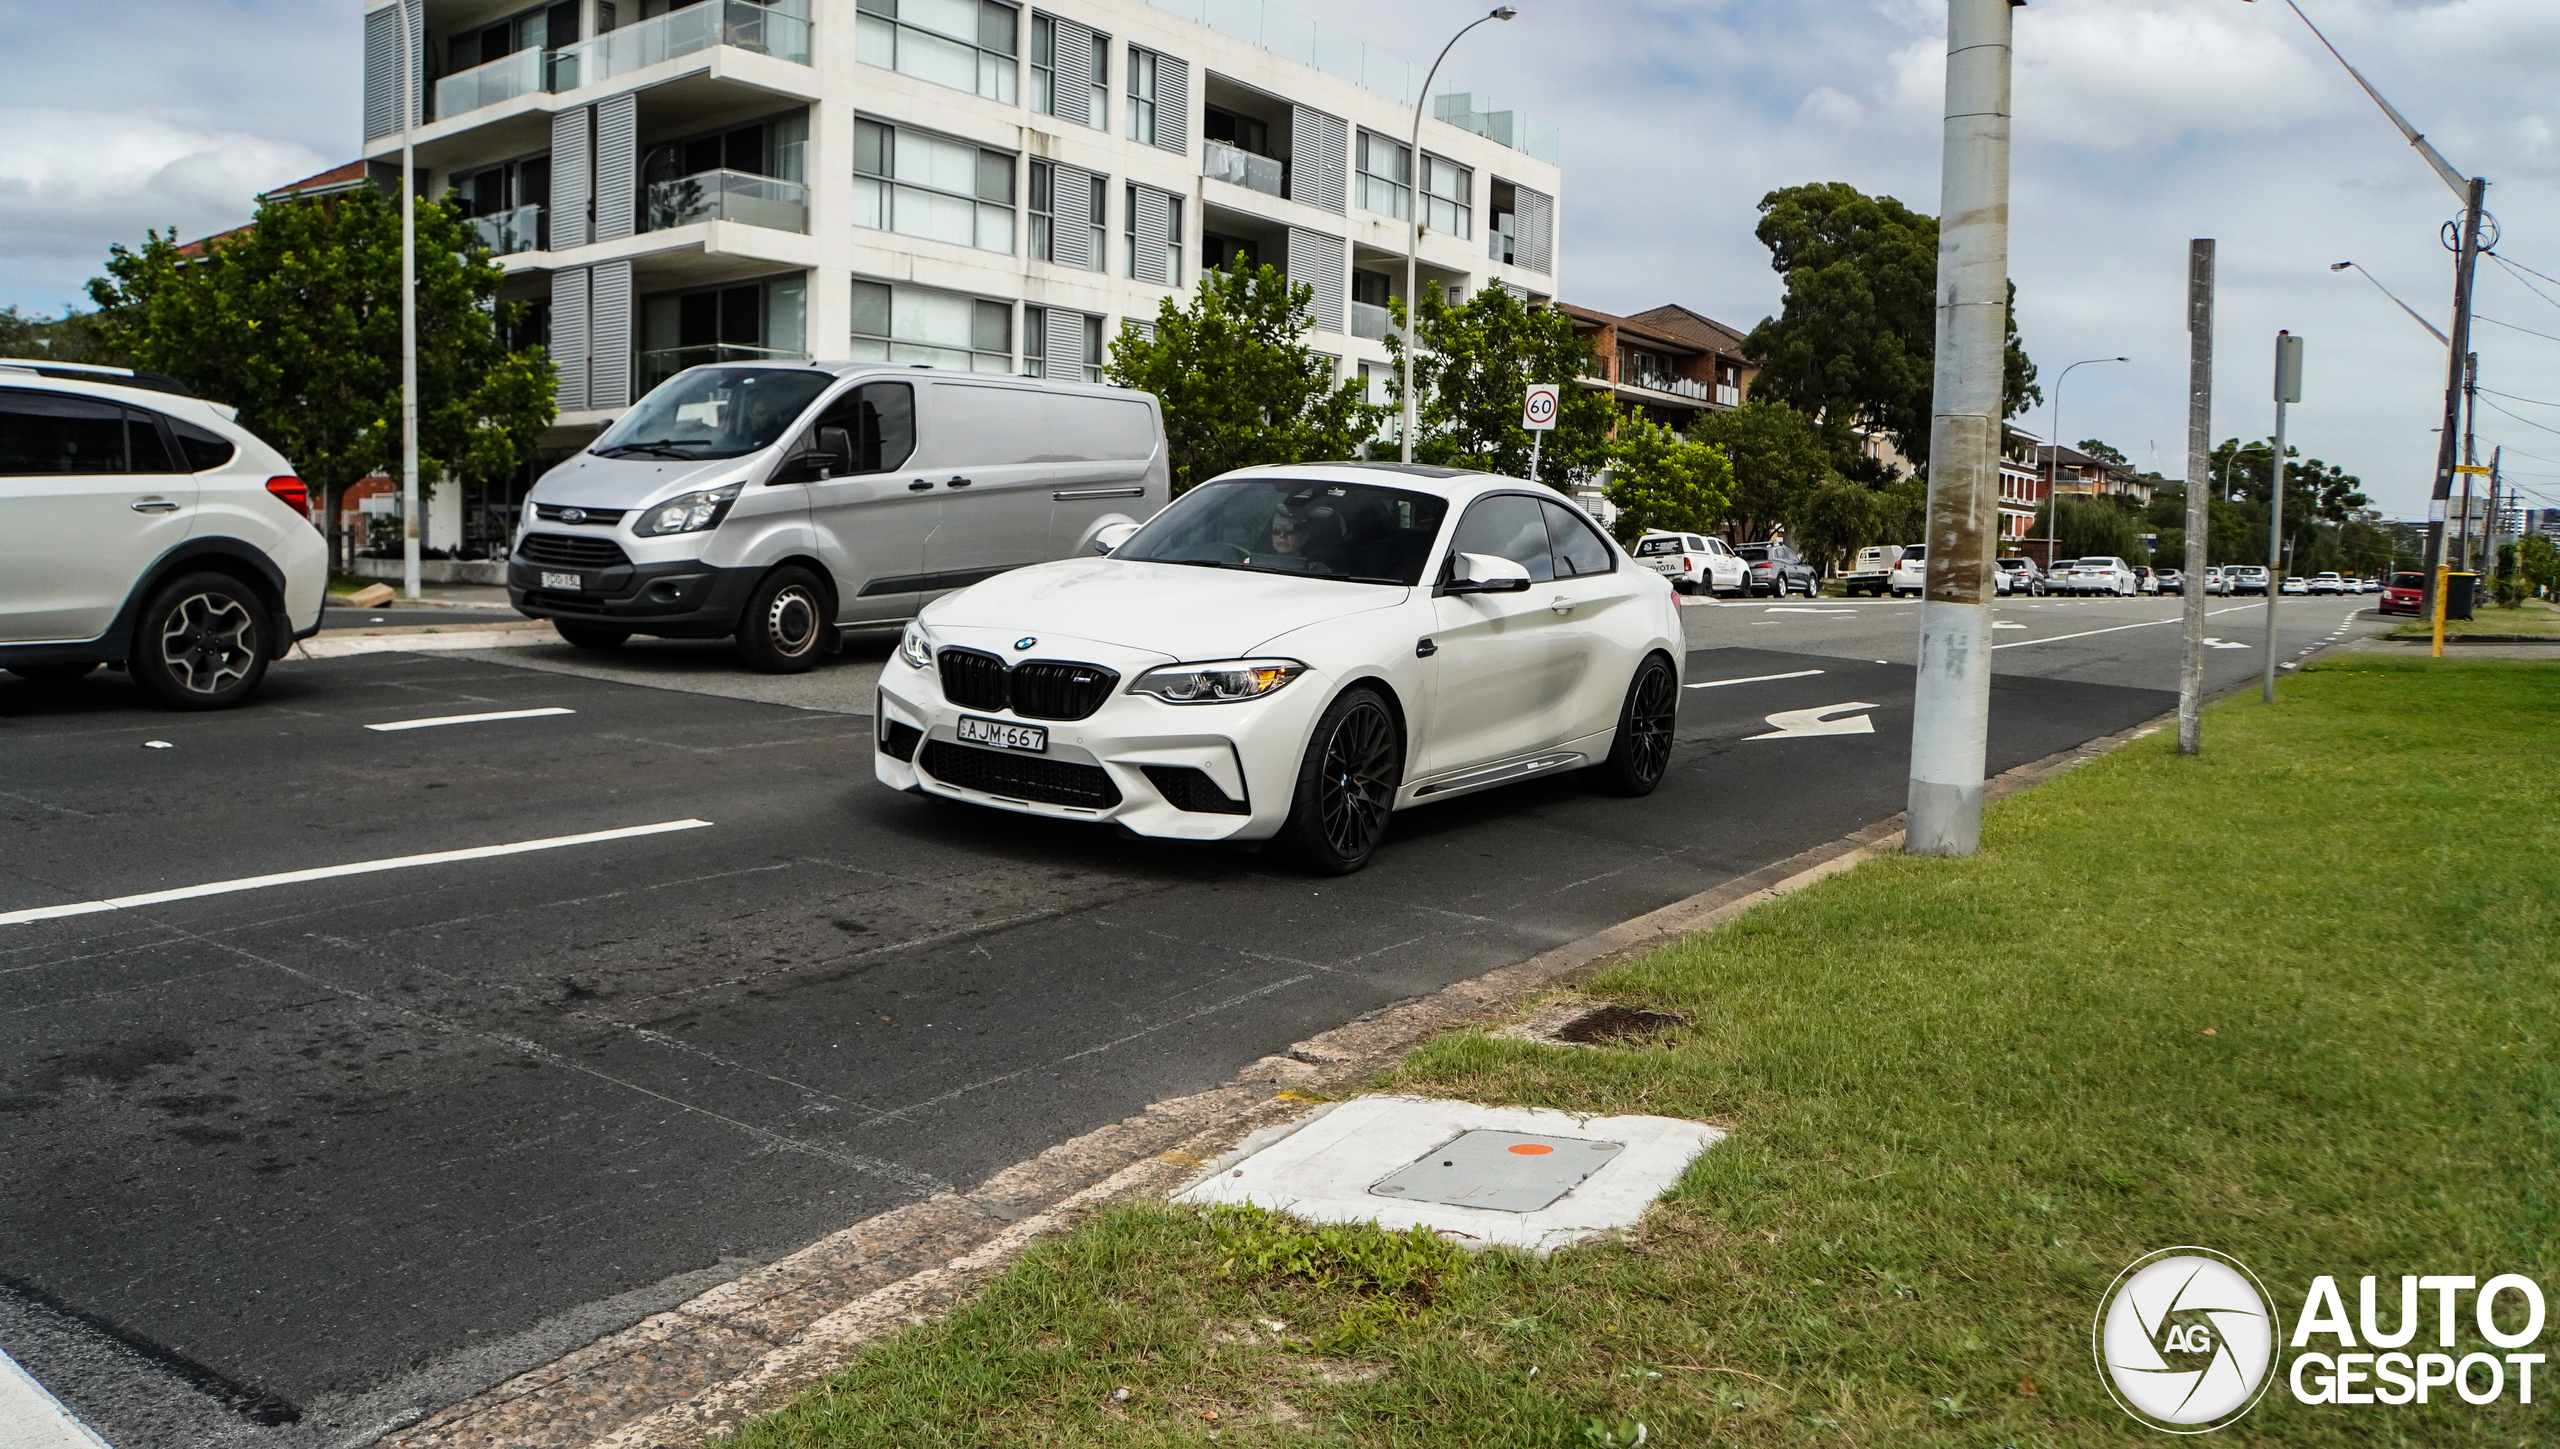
xmin=432 ymin=47 xmax=547 ymax=120
xmin=1715 ymin=383 xmax=1740 ymax=407
xmin=636 ymin=342 xmax=810 ymax=394
xmin=1621 ymin=370 xmax=1711 ymax=403
xmin=646 ymin=170 xmax=809 ymax=234
xmin=469 ymin=203 xmax=546 ymax=255
xmin=1349 ymin=300 xmax=1395 ymax=342
xmin=550 ymin=0 xmax=811 ymax=93
xmin=1202 ymin=139 xmax=1285 ymax=199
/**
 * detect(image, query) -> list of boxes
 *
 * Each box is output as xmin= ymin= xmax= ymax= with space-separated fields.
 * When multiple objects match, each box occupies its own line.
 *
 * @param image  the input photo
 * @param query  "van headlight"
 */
xmin=1128 ymin=659 xmax=1305 ymax=704
xmin=898 ymin=620 xmax=934 ymax=671
xmin=633 ymin=484 xmax=741 ymax=537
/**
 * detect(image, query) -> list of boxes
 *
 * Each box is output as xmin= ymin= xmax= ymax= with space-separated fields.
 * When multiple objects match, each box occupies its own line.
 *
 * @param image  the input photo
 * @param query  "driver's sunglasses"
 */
xmin=1271 ymin=520 xmax=1304 ymax=536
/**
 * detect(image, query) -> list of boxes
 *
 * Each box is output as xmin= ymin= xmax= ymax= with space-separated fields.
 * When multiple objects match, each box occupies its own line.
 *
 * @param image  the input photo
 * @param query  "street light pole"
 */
xmin=2037 ymin=356 xmax=2126 ymax=572
xmin=397 ymin=0 xmax=422 ymax=601
xmin=1399 ymin=6 xmax=1515 ymax=466
xmin=2329 ymin=261 xmax=2449 ymax=346
xmin=2262 ymin=331 xmax=2303 ymax=703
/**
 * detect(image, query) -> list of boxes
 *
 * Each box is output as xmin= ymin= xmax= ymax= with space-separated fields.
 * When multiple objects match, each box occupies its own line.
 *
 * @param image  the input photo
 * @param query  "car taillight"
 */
xmin=265 ymin=476 xmax=311 ymax=519
xmin=1681 ymin=556 xmax=1692 ymax=570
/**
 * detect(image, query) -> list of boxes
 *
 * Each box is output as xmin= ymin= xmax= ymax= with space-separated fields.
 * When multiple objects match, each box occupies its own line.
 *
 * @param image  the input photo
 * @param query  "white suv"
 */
xmin=1 ymin=361 xmax=325 ymax=708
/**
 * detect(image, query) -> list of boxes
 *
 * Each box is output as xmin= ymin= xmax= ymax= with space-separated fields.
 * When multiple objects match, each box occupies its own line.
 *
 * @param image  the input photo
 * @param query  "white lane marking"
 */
xmin=366 ymin=706 xmax=576 ymax=732
xmin=1685 ymin=669 xmax=1826 ymax=690
xmin=1993 ymin=621 xmax=2028 ymax=629
xmin=0 ymin=819 xmax=714 ymax=927
xmin=1748 ymin=702 xmax=1877 ymax=740
xmin=0 ymin=1347 xmax=110 ymax=1449
xmin=1991 ymin=604 xmax=2257 ymax=650
xmin=1764 ymin=607 xmax=1857 ymax=615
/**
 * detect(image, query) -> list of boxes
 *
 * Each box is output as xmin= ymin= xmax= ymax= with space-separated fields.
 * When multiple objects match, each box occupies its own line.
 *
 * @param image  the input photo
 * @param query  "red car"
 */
xmin=2380 ymin=571 xmax=2426 ymax=616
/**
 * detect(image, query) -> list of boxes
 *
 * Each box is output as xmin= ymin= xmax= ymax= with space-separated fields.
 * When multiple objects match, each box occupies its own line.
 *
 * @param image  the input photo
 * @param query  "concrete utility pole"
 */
xmin=2262 ymin=331 xmax=2302 ymax=703
xmin=2178 ymin=241 xmax=2214 ymax=754
xmin=2458 ymin=350 xmax=2480 ymax=571
xmin=1905 ymin=0 xmax=2015 ymax=858
xmin=1398 ymin=6 xmax=1515 ymax=466
xmin=398 ymin=0 xmax=422 ymax=600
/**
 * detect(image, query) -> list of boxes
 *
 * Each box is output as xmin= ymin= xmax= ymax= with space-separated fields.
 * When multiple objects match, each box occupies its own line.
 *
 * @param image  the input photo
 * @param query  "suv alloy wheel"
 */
xmin=130 ymin=571 xmax=270 ymax=710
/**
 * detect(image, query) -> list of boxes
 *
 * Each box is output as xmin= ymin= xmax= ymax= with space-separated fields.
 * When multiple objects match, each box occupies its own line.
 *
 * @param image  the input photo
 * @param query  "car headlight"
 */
xmin=898 ymin=620 xmax=935 ymax=671
xmin=1128 ymin=659 xmax=1306 ymax=705
xmin=633 ymin=484 xmax=741 ymax=537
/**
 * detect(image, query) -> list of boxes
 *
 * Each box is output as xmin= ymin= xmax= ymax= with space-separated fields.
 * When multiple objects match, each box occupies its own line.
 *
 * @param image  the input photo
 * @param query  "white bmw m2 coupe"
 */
xmin=875 ymin=463 xmax=1686 ymax=873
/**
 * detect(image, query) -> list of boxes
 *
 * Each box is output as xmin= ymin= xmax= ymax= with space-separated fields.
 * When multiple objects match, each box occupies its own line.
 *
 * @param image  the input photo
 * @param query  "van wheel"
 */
xmin=7 ymin=662 xmax=99 ymax=684
xmin=554 ymin=623 xmax=630 ymax=651
xmin=737 ymin=566 xmax=829 ymax=674
xmin=1589 ymin=654 xmax=1678 ymax=797
xmin=130 ymin=572 xmax=270 ymax=710
xmin=1273 ymin=687 xmax=1400 ymax=875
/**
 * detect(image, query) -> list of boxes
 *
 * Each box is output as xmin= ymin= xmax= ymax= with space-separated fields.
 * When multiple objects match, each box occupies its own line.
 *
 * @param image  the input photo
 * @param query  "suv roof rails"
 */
xmin=0 ymin=358 xmax=198 ymax=398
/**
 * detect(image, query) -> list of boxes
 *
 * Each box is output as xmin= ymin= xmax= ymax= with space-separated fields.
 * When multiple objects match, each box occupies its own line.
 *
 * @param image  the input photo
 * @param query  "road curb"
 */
xmin=374 ymin=687 xmax=2224 ymax=1449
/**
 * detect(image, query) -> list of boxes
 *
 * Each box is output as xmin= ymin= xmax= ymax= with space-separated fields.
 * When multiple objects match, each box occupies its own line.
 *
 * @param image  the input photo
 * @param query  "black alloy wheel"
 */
xmin=737 ymin=565 xmax=828 ymax=674
xmin=1276 ymin=687 xmax=1402 ymax=874
xmin=1590 ymin=654 xmax=1678 ymax=797
xmin=129 ymin=572 xmax=269 ymax=710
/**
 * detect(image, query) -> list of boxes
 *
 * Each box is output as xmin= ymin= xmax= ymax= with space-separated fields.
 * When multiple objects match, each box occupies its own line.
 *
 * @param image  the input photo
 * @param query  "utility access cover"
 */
xmin=1371 ymin=1131 xmax=1622 ymax=1212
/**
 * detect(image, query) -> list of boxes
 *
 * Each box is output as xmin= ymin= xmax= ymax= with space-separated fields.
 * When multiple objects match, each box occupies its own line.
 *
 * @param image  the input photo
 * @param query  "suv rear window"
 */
xmin=1635 ymin=537 xmax=1682 ymax=557
xmin=1735 ymin=546 xmax=1769 ymax=562
xmin=1900 ymin=546 xmax=1925 ymax=560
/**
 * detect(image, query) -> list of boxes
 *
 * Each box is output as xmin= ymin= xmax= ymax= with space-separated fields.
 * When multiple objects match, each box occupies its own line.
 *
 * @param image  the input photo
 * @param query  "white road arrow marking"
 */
xmin=2202 ymin=637 xmax=2250 ymax=650
xmin=1748 ymin=702 xmax=1877 ymax=740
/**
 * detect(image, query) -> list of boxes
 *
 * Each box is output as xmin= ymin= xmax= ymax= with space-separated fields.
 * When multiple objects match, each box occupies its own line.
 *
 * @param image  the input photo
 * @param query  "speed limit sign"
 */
xmin=1521 ymin=383 xmax=1560 ymax=431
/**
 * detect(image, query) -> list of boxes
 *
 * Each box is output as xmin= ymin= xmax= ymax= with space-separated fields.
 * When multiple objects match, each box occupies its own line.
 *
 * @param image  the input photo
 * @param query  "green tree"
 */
xmin=1740 ymin=181 xmax=2039 ymax=479
xmin=1601 ymin=416 xmax=1734 ymax=546
xmin=1107 ymin=261 xmax=1377 ymax=494
xmin=2030 ymin=497 xmax=2143 ymax=562
xmin=2514 ymin=532 xmax=2560 ymax=599
xmin=0 ymin=304 xmax=126 ymax=365
xmin=1789 ymin=477 xmax=1883 ymax=579
xmin=2337 ymin=517 xmax=2396 ymax=579
xmin=1688 ymin=399 xmax=1837 ymax=543
xmin=1375 ymin=285 xmax=1615 ymax=488
xmin=2077 ymin=438 xmax=2128 ymax=466
xmin=87 ymin=185 xmax=553 ymax=570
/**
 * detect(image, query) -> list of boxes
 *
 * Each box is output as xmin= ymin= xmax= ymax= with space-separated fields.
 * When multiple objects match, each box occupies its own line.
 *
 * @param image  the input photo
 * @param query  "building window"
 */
xmin=1028 ymin=160 xmax=1054 ymax=262
xmin=1034 ymin=162 xmax=1103 ymax=272
xmin=1088 ymin=31 xmax=1109 ymax=130
xmin=1355 ymin=130 xmax=1410 ymax=221
xmin=1025 ymin=306 xmax=1106 ymax=383
xmin=1168 ymin=196 xmax=1184 ymax=280
xmin=854 ymin=117 xmax=1015 ymax=254
xmin=1128 ymin=46 xmax=1158 ymax=145
xmin=851 ymin=279 xmax=1013 ymax=373
xmin=637 ymin=273 xmax=809 ymax=393
xmin=855 ymin=0 xmax=1020 ymax=105
xmin=1123 ymin=183 xmax=1182 ymax=284
xmin=1029 ymin=15 xmax=1108 ymax=128
xmin=1420 ymin=154 xmax=1470 ymax=239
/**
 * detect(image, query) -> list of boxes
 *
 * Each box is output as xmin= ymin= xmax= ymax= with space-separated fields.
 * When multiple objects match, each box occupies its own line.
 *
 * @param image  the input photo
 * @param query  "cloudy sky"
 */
xmin=4 ymin=0 xmax=2555 ymax=518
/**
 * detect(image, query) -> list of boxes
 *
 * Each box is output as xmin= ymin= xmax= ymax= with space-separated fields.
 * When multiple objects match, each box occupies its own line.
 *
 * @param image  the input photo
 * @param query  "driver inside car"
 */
xmin=1263 ymin=499 xmax=1344 ymax=572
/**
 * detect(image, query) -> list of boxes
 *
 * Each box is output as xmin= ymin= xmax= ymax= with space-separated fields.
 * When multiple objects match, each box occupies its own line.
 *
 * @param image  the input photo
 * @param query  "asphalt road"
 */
xmin=0 ymin=589 xmax=2376 ymax=1448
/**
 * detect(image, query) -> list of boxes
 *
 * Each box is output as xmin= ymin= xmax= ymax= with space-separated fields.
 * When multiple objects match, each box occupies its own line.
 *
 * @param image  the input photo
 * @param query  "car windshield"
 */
xmin=1635 ymin=537 xmax=1683 ymax=556
xmin=2391 ymin=573 xmax=2424 ymax=588
xmin=1112 ymin=478 xmax=1450 ymax=585
xmin=590 ymin=367 xmax=835 ymax=461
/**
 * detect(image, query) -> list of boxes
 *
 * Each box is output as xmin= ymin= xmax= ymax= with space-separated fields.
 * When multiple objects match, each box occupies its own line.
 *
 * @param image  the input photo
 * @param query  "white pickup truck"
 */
xmin=1841 ymin=544 xmax=1910 ymax=597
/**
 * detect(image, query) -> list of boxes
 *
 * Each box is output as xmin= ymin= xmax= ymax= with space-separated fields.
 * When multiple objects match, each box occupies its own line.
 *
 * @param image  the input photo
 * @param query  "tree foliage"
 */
xmin=1375 ymin=286 xmax=1615 ymax=487
xmin=86 ymin=185 xmax=553 ymax=568
xmin=1739 ymin=182 xmax=2039 ymax=479
xmin=1687 ymin=399 xmax=1837 ymax=543
xmin=1601 ymin=416 xmax=1734 ymax=546
xmin=1107 ymin=262 xmax=1378 ymax=494
xmin=2031 ymin=497 xmax=2146 ymax=563
xmin=0 ymin=304 xmax=126 ymax=365
xmin=1789 ymin=478 xmax=1886 ymax=578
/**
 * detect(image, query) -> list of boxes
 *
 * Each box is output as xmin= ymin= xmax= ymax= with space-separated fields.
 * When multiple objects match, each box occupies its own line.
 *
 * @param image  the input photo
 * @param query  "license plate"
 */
xmin=540 ymin=570 xmax=583 ymax=591
xmin=957 ymin=715 xmax=1047 ymax=753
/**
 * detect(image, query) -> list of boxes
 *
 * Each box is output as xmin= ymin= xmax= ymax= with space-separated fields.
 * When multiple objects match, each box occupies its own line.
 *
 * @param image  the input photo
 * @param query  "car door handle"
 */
xmin=908 ymin=479 xmax=933 ymax=492
xmin=944 ymin=475 xmax=973 ymax=488
xmin=131 ymin=498 xmax=180 ymax=513
xmin=1549 ymin=596 xmax=1576 ymax=615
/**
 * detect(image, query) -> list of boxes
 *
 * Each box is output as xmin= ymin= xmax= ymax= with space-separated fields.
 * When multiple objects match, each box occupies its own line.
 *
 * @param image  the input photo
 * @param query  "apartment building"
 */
xmin=1556 ymin=303 xmax=1755 ymax=431
xmin=358 ymin=0 xmax=1564 ymax=536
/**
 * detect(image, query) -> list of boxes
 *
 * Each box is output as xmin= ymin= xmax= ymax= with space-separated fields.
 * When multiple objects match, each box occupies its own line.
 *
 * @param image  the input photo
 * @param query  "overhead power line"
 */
xmin=2487 ymin=255 xmax=2560 ymax=315
xmin=2477 ymin=314 xmax=2560 ymax=347
xmin=2479 ymin=385 xmax=2560 ymax=410
xmin=2479 ymin=396 xmax=2560 ymax=439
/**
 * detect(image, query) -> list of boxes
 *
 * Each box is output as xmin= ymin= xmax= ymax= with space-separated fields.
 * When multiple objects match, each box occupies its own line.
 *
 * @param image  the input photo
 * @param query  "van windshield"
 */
xmin=1114 ymin=479 xmax=1449 ymax=585
xmin=592 ymin=367 xmax=835 ymax=461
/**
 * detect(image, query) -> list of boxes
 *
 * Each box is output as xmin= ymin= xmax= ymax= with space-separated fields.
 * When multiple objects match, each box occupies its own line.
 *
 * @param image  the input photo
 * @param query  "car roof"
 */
xmin=0 ymin=363 xmax=245 ymax=425
xmin=0 ymin=358 xmax=198 ymax=398
xmin=1208 ymin=461 xmax=1533 ymax=503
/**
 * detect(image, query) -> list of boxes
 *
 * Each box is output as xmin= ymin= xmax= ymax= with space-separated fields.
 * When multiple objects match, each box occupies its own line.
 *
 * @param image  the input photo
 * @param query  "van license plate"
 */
xmin=540 ymin=571 xmax=582 ymax=591
xmin=958 ymin=715 xmax=1047 ymax=753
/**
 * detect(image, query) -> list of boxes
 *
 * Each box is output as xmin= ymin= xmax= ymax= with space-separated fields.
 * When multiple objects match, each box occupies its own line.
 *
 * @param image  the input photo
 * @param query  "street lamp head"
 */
xmin=2330 ymin=261 xmax=2354 ymax=272
xmin=1491 ymin=6 xmax=1518 ymax=18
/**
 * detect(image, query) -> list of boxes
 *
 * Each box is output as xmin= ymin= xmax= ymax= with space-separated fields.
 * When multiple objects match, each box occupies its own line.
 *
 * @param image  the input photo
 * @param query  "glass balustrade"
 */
xmin=645 ymin=170 xmax=810 ymax=233
xmin=635 ymin=342 xmax=811 ymax=393
xmin=549 ymin=0 xmax=811 ymax=93
xmin=432 ymin=47 xmax=547 ymax=120
xmin=1202 ymin=139 xmax=1285 ymax=199
xmin=1349 ymin=301 xmax=1394 ymax=342
xmin=468 ymin=204 xmax=547 ymax=256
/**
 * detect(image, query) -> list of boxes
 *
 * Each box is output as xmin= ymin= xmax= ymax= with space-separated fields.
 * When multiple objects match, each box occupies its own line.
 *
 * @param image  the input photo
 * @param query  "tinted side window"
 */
xmin=126 ymin=409 xmax=176 ymax=473
xmin=818 ymin=382 xmax=915 ymax=473
xmin=168 ymin=416 xmax=239 ymax=472
xmin=1450 ymin=494 xmax=1555 ymax=582
xmin=1541 ymin=500 xmax=1614 ymax=578
xmin=0 ymin=389 xmax=128 ymax=475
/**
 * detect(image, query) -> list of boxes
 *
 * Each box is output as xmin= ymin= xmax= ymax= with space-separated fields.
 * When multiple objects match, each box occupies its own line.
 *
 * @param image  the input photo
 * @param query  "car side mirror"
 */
xmin=1092 ymin=521 xmax=1142 ymax=555
xmin=813 ymin=426 xmax=855 ymax=478
xmin=1440 ymin=551 xmax=1534 ymax=595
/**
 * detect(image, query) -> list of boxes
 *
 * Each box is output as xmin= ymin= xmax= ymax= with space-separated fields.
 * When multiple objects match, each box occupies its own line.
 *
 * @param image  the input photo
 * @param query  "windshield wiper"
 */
xmin=593 ymin=439 xmax=700 ymax=460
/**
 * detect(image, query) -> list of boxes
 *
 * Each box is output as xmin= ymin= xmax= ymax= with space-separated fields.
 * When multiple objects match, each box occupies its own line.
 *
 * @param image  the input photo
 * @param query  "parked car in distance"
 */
xmin=2063 ymin=556 xmax=2137 ymax=596
xmin=0 ymin=359 xmax=326 ymax=708
xmin=1632 ymin=530 xmax=1747 ymax=596
xmin=510 ymin=363 xmax=1169 ymax=672
xmin=2280 ymin=575 xmax=2309 ymax=595
xmin=876 ymin=465 xmax=1685 ymax=873
xmin=1994 ymin=557 xmax=2046 ymax=596
xmin=2380 ymin=570 xmax=2425 ymax=615
xmin=2045 ymin=559 xmax=2083 ymax=595
xmin=1841 ymin=543 xmax=1908 ymax=597
xmin=1889 ymin=544 xmax=1927 ymax=598
xmin=2224 ymin=564 xmax=2270 ymax=596
xmin=2309 ymin=571 xmax=2346 ymax=595
xmin=1738 ymin=540 xmax=1820 ymax=597
xmin=2154 ymin=568 xmax=2185 ymax=595
xmin=2135 ymin=566 xmax=2162 ymax=595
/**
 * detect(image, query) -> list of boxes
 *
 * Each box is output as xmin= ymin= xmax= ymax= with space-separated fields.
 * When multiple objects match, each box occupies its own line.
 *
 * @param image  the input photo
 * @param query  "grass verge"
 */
xmin=732 ymin=655 xmax=2560 ymax=1447
xmin=2388 ymin=595 xmax=2560 ymax=639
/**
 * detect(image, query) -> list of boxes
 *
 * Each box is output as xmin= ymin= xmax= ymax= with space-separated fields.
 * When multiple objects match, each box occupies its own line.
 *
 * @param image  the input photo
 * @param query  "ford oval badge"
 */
xmin=1015 ymin=637 xmax=1038 ymax=651
xmin=562 ymin=507 xmax=587 ymax=524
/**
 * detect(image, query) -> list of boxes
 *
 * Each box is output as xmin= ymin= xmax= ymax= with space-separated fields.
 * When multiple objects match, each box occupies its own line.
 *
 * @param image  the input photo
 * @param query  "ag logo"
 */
xmin=2096 ymin=1248 xmax=2279 ymax=1433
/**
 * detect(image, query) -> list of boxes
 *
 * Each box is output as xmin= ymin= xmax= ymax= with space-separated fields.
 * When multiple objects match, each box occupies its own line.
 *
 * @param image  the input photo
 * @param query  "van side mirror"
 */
xmin=1439 ymin=551 xmax=1534 ymax=595
xmin=813 ymin=426 xmax=855 ymax=478
xmin=1092 ymin=521 xmax=1142 ymax=555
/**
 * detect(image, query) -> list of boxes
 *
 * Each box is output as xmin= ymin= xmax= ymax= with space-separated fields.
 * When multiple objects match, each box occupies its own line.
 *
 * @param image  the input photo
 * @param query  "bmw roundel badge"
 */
xmin=1016 ymin=637 xmax=1038 ymax=651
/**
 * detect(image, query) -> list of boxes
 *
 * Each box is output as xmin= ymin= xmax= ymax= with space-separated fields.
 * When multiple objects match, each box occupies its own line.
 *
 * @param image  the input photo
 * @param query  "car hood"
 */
xmin=527 ymin=451 xmax=758 ymax=508
xmin=922 ymin=557 xmax=1411 ymax=659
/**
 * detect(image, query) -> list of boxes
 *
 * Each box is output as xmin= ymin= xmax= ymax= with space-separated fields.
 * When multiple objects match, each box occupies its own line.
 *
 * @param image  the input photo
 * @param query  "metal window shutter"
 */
xmin=553 ymin=266 xmax=591 ymax=412
xmin=1512 ymin=182 xmax=1554 ymax=276
xmin=1043 ymin=307 xmax=1085 ymax=380
xmin=587 ymin=260 xmax=633 ymax=410
xmin=1049 ymin=17 xmax=1093 ymax=122
xmin=1124 ymin=317 xmax=1156 ymax=342
xmin=1050 ymin=163 xmax=1094 ymax=270
xmin=552 ymin=106 xmax=593 ymax=249
xmin=1290 ymin=106 xmax=1347 ymax=214
xmin=592 ymin=93 xmax=639 ymax=242
xmin=1152 ymin=54 xmax=1188 ymax=154
xmin=1286 ymin=227 xmax=1344 ymax=334
xmin=362 ymin=6 xmax=399 ymax=140
xmin=1134 ymin=186 xmax=1170 ymax=286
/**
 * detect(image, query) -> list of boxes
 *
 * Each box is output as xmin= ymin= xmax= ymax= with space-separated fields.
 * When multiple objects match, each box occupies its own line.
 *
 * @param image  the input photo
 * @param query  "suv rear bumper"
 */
xmin=507 ymin=557 xmax=763 ymax=639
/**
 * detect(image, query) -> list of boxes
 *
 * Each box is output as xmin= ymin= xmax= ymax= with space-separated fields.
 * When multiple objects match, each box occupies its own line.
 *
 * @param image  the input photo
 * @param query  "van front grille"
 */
xmin=516 ymin=533 xmax=631 ymax=569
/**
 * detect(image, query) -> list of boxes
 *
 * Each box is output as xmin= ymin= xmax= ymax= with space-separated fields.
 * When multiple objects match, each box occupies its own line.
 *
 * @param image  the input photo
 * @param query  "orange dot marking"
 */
xmin=1508 ymin=1143 xmax=1553 ymax=1155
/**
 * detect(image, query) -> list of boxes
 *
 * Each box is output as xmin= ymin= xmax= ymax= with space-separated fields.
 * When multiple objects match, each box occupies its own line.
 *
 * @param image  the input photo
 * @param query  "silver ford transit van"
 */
xmin=509 ymin=363 xmax=1168 ymax=670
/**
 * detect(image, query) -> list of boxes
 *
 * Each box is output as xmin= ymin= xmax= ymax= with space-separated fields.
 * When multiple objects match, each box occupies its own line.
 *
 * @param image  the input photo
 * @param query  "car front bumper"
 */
xmin=506 ymin=557 xmax=761 ymax=637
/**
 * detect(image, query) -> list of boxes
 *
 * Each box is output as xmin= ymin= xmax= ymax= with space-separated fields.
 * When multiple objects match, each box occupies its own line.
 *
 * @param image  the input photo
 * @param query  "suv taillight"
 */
xmin=265 ymin=476 xmax=311 ymax=519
